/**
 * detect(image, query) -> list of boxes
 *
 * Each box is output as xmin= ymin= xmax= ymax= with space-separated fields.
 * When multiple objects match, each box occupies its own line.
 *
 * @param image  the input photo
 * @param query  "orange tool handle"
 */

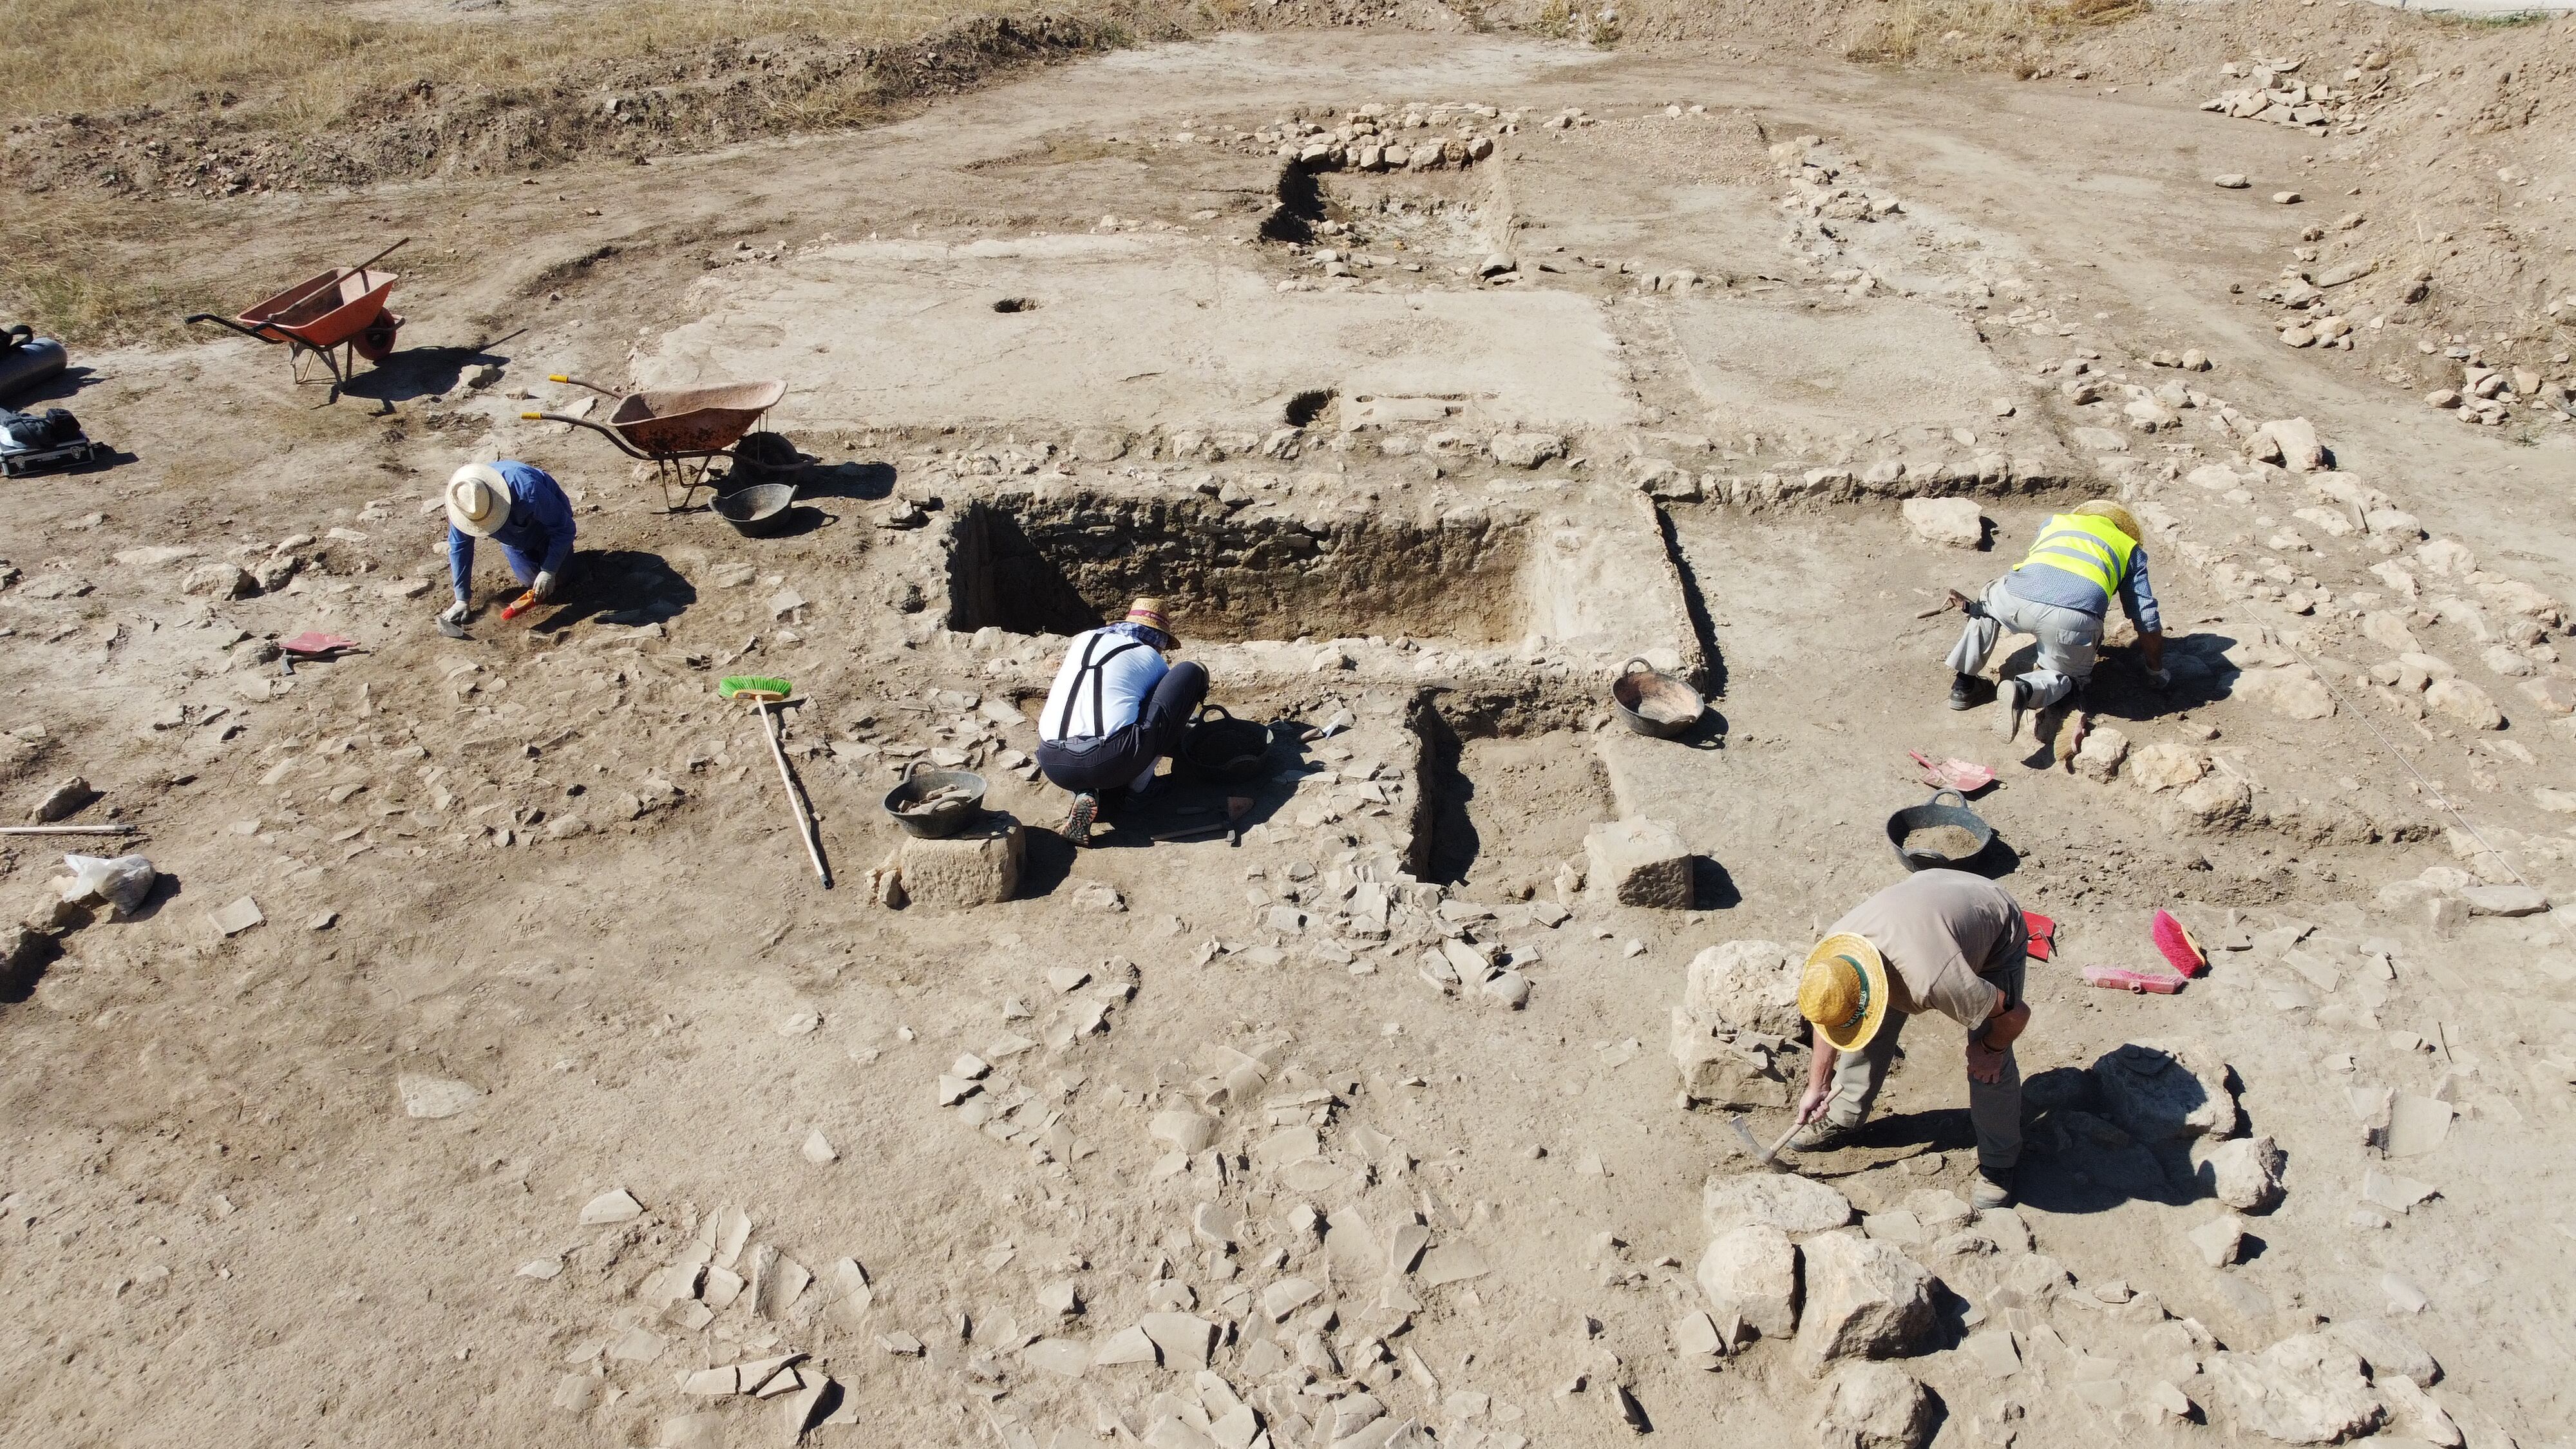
xmin=500 ymin=589 xmax=540 ymax=620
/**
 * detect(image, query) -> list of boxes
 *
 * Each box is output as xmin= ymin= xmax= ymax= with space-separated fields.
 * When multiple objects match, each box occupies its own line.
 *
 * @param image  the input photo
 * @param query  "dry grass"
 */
xmin=3 ymin=0 xmax=1032 ymax=131
xmin=1 ymin=198 xmax=197 ymax=346
xmin=1846 ymin=0 xmax=2149 ymax=66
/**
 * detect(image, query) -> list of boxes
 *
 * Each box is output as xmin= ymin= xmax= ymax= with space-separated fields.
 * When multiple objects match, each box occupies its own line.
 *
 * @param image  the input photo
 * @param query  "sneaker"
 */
xmin=1947 ymin=673 xmax=1980 ymax=711
xmin=1970 ymin=1168 xmax=2018 ymax=1211
xmin=1996 ymin=679 xmax=2027 ymax=741
xmin=1064 ymin=792 xmax=1097 ymax=847
xmin=1790 ymin=1118 xmax=1862 ymax=1154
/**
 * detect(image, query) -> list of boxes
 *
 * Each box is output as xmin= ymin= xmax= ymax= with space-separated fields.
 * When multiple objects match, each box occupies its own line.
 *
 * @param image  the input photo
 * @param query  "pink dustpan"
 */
xmin=1911 ymin=751 xmax=1997 ymax=793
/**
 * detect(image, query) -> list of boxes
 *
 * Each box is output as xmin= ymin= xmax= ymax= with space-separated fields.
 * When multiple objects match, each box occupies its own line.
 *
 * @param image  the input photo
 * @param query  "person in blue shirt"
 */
xmin=440 ymin=460 xmax=576 ymax=625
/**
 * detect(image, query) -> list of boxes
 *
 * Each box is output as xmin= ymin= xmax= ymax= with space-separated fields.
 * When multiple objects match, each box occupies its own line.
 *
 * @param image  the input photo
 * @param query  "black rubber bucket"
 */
xmin=1885 ymin=789 xmax=1996 ymax=873
xmin=714 ymin=482 xmax=797 ymax=537
xmin=1179 ymin=705 xmax=1273 ymax=784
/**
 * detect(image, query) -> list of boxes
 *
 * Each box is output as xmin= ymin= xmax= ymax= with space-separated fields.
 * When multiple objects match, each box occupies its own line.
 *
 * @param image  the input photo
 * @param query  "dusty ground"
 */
xmin=6 ymin=5 xmax=2576 ymax=1449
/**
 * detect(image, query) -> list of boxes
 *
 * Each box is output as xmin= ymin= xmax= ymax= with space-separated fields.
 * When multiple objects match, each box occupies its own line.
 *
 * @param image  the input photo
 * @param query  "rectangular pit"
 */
xmin=945 ymin=489 xmax=1535 ymax=645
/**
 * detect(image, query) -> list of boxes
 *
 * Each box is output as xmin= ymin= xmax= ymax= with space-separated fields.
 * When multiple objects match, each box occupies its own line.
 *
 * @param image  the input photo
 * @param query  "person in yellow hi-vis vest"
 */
xmin=1945 ymin=500 xmax=2167 ymax=741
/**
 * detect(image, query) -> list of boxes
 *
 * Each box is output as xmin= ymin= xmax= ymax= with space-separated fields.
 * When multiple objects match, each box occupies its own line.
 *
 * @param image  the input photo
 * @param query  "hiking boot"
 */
xmin=1947 ymin=673 xmax=1980 ymax=711
xmin=1970 ymin=1168 xmax=2018 ymax=1211
xmin=1064 ymin=793 xmax=1097 ymax=847
xmin=1790 ymin=1118 xmax=1862 ymax=1154
xmin=1996 ymin=679 xmax=2027 ymax=741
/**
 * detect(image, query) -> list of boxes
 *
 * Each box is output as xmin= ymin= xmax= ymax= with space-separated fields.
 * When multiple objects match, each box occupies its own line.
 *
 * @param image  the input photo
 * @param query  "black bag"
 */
xmin=0 ymin=407 xmax=82 ymax=450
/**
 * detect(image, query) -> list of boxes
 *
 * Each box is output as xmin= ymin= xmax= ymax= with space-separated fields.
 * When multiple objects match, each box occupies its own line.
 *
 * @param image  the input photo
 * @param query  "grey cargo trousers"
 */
xmin=1946 ymin=576 xmax=2101 ymax=710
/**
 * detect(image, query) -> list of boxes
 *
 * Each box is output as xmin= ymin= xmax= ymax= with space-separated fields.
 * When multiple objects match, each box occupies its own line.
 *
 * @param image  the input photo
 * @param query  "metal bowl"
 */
xmin=714 ymin=481 xmax=797 ymax=537
xmin=1885 ymin=789 xmax=1996 ymax=873
xmin=1611 ymin=658 xmax=1705 ymax=738
xmin=1179 ymin=705 xmax=1273 ymax=783
xmin=882 ymin=759 xmax=987 ymax=838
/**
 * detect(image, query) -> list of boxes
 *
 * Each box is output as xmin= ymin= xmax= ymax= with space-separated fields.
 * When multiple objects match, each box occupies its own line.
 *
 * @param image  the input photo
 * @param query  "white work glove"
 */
xmin=531 ymin=570 xmax=560 ymax=602
xmin=439 ymin=598 xmax=469 ymax=625
xmin=2146 ymin=666 xmax=2172 ymax=690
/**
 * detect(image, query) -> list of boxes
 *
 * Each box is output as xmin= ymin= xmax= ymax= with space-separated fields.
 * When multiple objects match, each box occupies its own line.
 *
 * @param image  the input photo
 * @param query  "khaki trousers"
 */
xmin=1825 ymin=950 xmax=2025 ymax=1174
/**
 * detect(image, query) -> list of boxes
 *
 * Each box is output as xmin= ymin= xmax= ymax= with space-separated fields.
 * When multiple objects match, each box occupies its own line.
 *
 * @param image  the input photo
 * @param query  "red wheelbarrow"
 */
xmin=185 ymin=238 xmax=408 ymax=400
xmin=526 ymin=374 xmax=791 ymax=511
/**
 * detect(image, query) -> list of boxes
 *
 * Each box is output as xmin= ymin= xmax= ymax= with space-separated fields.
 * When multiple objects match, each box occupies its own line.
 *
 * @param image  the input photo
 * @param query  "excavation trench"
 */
xmin=944 ymin=490 xmax=1537 ymax=645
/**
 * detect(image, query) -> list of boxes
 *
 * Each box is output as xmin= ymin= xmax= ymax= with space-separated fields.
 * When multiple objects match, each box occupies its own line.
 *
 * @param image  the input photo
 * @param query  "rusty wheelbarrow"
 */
xmin=525 ymin=374 xmax=791 ymax=511
xmin=185 ymin=238 xmax=407 ymax=401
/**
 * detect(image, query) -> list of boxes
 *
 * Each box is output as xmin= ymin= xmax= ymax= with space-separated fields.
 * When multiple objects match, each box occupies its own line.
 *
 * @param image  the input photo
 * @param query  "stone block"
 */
xmin=2187 ymin=1213 xmax=2246 ymax=1267
xmin=1899 ymin=497 xmax=1985 ymax=548
xmin=2425 ymin=677 xmax=2504 ymax=729
xmin=1794 ymin=1231 xmax=1936 ymax=1374
xmin=1817 ymin=1361 xmax=1935 ymax=1449
xmin=2126 ymin=742 xmax=2205 ymax=793
xmin=2206 ymin=1334 xmax=2384 ymax=1444
xmin=898 ymin=813 xmax=1023 ymax=909
xmin=1696 ymin=1224 xmax=1798 ymax=1340
xmin=1703 ymin=1171 xmax=1855 ymax=1235
xmin=1584 ymin=817 xmax=1694 ymax=908
xmin=2094 ymin=1040 xmax=2239 ymax=1141
xmin=2071 ymin=725 xmax=2128 ymax=783
xmin=1670 ymin=1010 xmax=1795 ymax=1108
xmin=2192 ymin=1133 xmax=2286 ymax=1213
xmin=1683 ymin=940 xmax=1804 ymax=1037
xmin=1490 ymin=431 xmax=1564 ymax=468
xmin=2517 ymin=673 xmax=2576 ymax=715
xmin=2166 ymin=774 xmax=2253 ymax=830
xmin=2259 ymin=417 xmax=2327 ymax=471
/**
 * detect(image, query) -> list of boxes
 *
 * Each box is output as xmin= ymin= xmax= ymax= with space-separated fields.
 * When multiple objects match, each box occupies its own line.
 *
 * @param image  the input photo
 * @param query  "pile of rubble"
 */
xmin=1268 ymin=101 xmax=1514 ymax=174
xmin=2423 ymin=354 xmax=2576 ymax=427
xmin=2198 ymin=52 xmax=2390 ymax=135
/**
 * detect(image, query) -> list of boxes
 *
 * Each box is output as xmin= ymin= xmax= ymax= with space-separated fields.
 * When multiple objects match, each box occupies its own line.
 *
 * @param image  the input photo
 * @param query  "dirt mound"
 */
xmin=1 ymin=8 xmax=1173 ymax=197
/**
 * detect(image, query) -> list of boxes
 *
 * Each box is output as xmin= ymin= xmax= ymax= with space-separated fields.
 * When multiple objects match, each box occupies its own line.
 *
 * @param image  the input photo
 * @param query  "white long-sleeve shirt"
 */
xmin=1038 ymin=626 xmax=1169 ymax=742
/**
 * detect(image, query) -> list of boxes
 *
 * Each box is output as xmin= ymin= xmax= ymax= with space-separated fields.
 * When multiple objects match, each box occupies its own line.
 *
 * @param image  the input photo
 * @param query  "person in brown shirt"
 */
xmin=1789 ymin=869 xmax=2033 ymax=1208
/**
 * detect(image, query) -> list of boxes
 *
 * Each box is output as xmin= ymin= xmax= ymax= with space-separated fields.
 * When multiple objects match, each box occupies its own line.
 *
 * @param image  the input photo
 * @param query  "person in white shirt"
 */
xmin=1034 ymin=598 xmax=1209 ymax=845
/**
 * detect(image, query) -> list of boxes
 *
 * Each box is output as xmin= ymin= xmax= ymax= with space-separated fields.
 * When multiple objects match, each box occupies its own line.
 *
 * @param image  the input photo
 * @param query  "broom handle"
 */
xmin=760 ymin=699 xmax=831 ymax=886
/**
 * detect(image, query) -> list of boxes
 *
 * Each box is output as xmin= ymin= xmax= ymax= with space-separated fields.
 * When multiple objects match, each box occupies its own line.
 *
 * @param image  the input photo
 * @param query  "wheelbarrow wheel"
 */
xmin=728 ymin=431 xmax=803 ymax=484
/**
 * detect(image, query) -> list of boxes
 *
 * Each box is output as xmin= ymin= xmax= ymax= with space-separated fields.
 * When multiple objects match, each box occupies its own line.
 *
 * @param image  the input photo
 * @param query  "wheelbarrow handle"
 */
xmin=343 ymin=237 xmax=410 ymax=279
xmin=185 ymin=312 xmax=290 ymax=345
xmin=524 ymin=410 xmax=654 ymax=460
xmin=547 ymin=374 xmax=621 ymax=397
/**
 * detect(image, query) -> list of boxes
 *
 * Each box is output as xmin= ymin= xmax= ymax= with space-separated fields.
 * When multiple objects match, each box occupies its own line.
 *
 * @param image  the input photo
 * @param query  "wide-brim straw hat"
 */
xmin=2076 ymin=498 xmax=2144 ymax=545
xmin=446 ymin=463 xmax=510 ymax=538
xmin=1800 ymin=932 xmax=1891 ymax=1053
xmin=1124 ymin=596 xmax=1176 ymax=641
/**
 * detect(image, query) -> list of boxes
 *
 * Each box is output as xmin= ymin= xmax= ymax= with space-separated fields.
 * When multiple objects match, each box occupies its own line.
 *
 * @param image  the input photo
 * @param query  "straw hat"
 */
xmin=1799 ymin=932 xmax=1891 ymax=1053
xmin=2075 ymin=499 xmax=2144 ymax=545
xmin=446 ymin=463 xmax=511 ymax=538
xmin=1124 ymin=597 xmax=1177 ymax=641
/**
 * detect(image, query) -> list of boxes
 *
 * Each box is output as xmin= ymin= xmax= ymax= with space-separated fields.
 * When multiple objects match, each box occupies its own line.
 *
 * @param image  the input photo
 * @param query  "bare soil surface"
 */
xmin=6 ymin=6 xmax=2576 ymax=1449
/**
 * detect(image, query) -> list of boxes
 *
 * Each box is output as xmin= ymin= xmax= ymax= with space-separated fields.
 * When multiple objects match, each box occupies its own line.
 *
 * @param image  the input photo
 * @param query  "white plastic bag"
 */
xmin=61 ymin=853 xmax=157 ymax=916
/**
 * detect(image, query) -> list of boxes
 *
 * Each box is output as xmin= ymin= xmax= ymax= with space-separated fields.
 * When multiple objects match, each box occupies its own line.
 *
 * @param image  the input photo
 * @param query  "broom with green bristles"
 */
xmin=721 ymin=676 xmax=831 ymax=887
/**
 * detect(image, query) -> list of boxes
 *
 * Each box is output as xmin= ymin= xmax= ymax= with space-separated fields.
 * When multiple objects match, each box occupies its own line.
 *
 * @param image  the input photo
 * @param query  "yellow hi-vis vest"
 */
xmin=2016 ymin=513 xmax=2136 ymax=600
